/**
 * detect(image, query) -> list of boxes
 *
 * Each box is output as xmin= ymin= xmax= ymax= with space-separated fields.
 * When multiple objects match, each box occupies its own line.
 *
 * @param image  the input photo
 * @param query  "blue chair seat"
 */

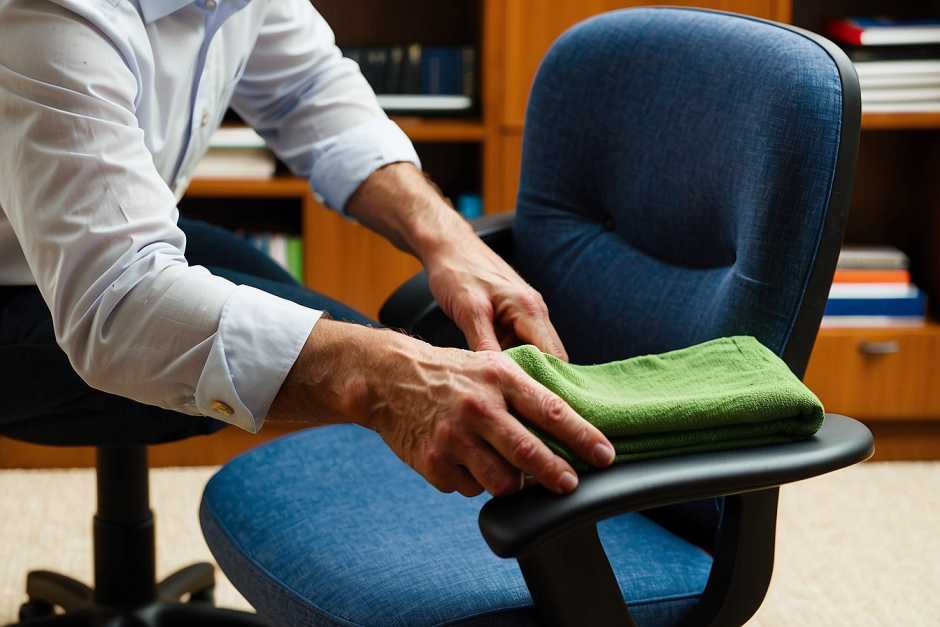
xmin=201 ymin=425 xmax=713 ymax=626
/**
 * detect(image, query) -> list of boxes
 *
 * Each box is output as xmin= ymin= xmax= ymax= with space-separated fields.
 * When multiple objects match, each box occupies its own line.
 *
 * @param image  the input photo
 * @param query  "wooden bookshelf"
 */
xmin=391 ymin=117 xmax=485 ymax=142
xmin=862 ymin=112 xmax=940 ymax=130
xmin=6 ymin=0 xmax=939 ymax=469
xmin=185 ymin=177 xmax=309 ymax=198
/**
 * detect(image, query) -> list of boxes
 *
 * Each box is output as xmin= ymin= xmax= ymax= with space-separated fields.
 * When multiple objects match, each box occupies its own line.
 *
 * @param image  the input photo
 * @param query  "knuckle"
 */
xmin=480 ymin=352 xmax=509 ymax=384
xmin=540 ymin=395 xmax=567 ymax=424
xmin=510 ymin=434 xmax=538 ymax=464
xmin=459 ymin=395 xmax=488 ymax=418
xmin=424 ymin=446 xmax=446 ymax=469
xmin=434 ymin=421 xmax=457 ymax=447
xmin=520 ymin=291 xmax=544 ymax=315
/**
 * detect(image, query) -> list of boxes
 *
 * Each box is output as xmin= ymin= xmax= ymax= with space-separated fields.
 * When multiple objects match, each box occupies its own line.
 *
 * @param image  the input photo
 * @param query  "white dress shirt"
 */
xmin=0 ymin=0 xmax=420 ymax=432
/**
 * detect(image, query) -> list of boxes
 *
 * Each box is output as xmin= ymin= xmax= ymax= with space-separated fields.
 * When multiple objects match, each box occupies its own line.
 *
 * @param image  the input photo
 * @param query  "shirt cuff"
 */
xmin=309 ymin=116 xmax=421 ymax=212
xmin=195 ymin=284 xmax=322 ymax=432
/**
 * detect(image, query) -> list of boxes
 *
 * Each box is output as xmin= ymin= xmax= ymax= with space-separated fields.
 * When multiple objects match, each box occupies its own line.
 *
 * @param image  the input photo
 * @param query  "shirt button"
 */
xmin=205 ymin=0 xmax=218 ymax=10
xmin=210 ymin=400 xmax=234 ymax=417
xmin=200 ymin=111 xmax=210 ymax=128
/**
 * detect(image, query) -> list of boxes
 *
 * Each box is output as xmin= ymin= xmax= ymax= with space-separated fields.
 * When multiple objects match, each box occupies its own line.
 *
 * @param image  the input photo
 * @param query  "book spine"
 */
xmin=829 ymin=283 xmax=920 ymax=298
xmin=826 ymin=19 xmax=864 ymax=46
xmin=386 ymin=46 xmax=404 ymax=94
xmin=462 ymin=46 xmax=476 ymax=99
xmin=287 ymin=237 xmax=304 ymax=284
xmin=824 ymin=292 xmax=926 ymax=316
xmin=422 ymin=47 xmax=462 ymax=95
xmin=269 ymin=234 xmax=288 ymax=271
xmin=402 ymin=44 xmax=422 ymax=94
xmin=833 ymin=269 xmax=911 ymax=283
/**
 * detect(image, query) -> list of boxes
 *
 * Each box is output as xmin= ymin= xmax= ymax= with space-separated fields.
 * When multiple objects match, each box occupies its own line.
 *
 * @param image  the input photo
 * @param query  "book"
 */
xmin=861 ymin=86 xmax=940 ymax=103
xmin=192 ymin=149 xmax=275 ymax=179
xmin=821 ymin=315 xmax=925 ymax=327
xmin=862 ymin=100 xmax=940 ymax=112
xmin=268 ymin=234 xmax=288 ymax=270
xmin=361 ymin=48 xmax=389 ymax=93
xmin=287 ymin=237 xmax=304 ymax=284
xmin=344 ymin=45 xmax=475 ymax=94
xmin=837 ymin=246 xmax=909 ymax=270
xmin=853 ymin=59 xmax=940 ymax=78
xmin=209 ymin=126 xmax=266 ymax=149
xmin=422 ymin=47 xmax=464 ymax=95
xmin=385 ymin=46 xmax=404 ymax=94
xmin=827 ymin=18 xmax=940 ymax=46
xmin=857 ymin=75 xmax=940 ymax=89
xmin=824 ymin=290 xmax=926 ymax=317
xmin=845 ymin=44 xmax=940 ymax=63
xmin=829 ymin=283 xmax=920 ymax=299
xmin=401 ymin=44 xmax=422 ymax=94
xmin=833 ymin=269 xmax=911 ymax=284
xmin=375 ymin=94 xmax=472 ymax=113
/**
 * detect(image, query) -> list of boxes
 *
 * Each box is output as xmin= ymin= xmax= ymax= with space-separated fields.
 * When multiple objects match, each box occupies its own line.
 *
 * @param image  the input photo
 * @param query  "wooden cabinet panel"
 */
xmin=302 ymin=197 xmax=421 ymax=319
xmin=488 ymin=130 xmax=523 ymax=213
xmin=804 ymin=325 xmax=940 ymax=419
xmin=500 ymin=1 xmax=788 ymax=128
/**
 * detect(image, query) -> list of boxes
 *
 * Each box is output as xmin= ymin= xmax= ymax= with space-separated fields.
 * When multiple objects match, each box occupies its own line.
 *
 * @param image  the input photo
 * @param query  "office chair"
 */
xmin=198 ymin=8 xmax=873 ymax=626
xmin=0 ymin=281 xmax=271 ymax=621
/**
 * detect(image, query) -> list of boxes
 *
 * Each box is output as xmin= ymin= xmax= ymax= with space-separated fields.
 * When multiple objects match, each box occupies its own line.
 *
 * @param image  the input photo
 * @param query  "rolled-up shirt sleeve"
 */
xmin=0 ymin=2 xmax=320 ymax=432
xmin=230 ymin=0 xmax=421 ymax=212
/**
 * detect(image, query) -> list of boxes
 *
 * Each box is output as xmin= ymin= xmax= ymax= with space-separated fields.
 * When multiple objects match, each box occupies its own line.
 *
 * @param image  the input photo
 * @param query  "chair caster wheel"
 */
xmin=189 ymin=586 xmax=215 ymax=605
xmin=19 ymin=599 xmax=55 ymax=621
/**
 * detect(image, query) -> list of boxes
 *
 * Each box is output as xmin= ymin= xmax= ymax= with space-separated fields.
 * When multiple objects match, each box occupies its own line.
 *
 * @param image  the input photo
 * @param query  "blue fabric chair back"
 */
xmin=514 ymin=8 xmax=857 ymax=371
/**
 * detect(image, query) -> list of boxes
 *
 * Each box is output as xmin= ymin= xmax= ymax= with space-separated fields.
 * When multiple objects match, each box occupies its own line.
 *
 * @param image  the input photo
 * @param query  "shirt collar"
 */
xmin=139 ymin=0 xmax=197 ymax=23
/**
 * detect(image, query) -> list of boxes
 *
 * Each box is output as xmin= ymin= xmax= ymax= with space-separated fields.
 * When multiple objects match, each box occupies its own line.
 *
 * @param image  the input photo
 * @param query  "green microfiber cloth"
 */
xmin=505 ymin=336 xmax=824 ymax=467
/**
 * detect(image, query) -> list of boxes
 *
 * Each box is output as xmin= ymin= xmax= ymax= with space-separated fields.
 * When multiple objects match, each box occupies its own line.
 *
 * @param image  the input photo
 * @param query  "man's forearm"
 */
xmin=344 ymin=162 xmax=472 ymax=263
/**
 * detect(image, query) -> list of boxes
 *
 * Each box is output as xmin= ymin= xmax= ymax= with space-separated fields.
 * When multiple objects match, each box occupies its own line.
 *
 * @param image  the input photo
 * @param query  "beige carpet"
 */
xmin=1 ymin=462 xmax=938 ymax=626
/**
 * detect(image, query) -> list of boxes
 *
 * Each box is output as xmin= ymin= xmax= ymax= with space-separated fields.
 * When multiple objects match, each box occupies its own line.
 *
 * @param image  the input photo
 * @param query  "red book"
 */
xmin=833 ymin=269 xmax=911 ymax=284
xmin=826 ymin=18 xmax=940 ymax=46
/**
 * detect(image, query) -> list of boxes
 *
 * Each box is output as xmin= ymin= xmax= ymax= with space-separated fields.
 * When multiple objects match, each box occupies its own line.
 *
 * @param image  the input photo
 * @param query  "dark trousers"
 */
xmin=0 ymin=218 xmax=376 ymax=446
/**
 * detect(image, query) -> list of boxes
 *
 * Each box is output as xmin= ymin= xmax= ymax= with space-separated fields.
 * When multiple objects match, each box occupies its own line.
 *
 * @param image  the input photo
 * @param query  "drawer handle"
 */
xmin=858 ymin=340 xmax=900 ymax=356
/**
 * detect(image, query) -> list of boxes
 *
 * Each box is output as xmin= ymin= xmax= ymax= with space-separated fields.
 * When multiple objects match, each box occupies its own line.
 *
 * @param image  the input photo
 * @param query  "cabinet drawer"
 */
xmin=804 ymin=325 xmax=940 ymax=419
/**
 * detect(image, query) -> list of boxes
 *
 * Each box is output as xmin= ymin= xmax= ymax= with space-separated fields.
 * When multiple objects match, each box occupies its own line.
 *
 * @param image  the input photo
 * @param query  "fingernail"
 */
xmin=559 ymin=471 xmax=578 ymax=493
xmin=593 ymin=443 xmax=615 ymax=466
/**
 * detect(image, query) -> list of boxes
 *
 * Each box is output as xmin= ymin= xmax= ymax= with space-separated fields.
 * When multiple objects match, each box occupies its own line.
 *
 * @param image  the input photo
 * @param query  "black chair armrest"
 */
xmin=378 ymin=212 xmax=516 ymax=335
xmin=483 ymin=416 xmax=872 ymax=627
xmin=479 ymin=413 xmax=873 ymax=557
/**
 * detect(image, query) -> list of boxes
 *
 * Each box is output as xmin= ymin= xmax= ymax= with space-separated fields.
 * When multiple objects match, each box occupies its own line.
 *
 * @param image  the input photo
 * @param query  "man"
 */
xmin=0 ymin=0 xmax=615 ymax=496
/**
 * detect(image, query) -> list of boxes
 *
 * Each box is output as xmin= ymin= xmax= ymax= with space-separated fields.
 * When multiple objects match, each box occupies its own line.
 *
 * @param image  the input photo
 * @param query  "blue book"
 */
xmin=421 ymin=47 xmax=463 ymax=95
xmin=825 ymin=290 xmax=926 ymax=317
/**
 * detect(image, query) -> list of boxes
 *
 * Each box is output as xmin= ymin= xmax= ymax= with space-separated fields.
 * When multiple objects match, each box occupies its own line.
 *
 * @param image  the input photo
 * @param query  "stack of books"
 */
xmin=825 ymin=18 xmax=940 ymax=113
xmin=823 ymin=246 xmax=926 ymax=327
xmin=342 ymin=44 xmax=476 ymax=115
xmin=239 ymin=232 xmax=304 ymax=284
xmin=194 ymin=127 xmax=276 ymax=179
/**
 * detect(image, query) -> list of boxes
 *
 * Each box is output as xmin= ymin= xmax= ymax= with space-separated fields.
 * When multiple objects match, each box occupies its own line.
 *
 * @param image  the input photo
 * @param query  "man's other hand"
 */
xmin=423 ymin=230 xmax=569 ymax=361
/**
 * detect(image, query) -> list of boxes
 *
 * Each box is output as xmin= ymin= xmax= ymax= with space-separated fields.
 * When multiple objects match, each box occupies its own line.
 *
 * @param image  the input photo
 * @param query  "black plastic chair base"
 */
xmin=9 ymin=564 xmax=267 ymax=626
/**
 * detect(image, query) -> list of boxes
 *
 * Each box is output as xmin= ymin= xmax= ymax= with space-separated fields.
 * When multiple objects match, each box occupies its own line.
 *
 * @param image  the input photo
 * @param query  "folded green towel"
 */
xmin=505 ymin=336 xmax=824 ymax=467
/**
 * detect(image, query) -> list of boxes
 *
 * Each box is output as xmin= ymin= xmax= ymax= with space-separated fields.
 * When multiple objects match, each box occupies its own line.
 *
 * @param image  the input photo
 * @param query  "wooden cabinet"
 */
xmin=806 ymin=324 xmax=940 ymax=419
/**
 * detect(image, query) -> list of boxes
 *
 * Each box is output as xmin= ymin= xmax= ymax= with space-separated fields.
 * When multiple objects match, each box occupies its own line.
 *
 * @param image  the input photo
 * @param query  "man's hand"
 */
xmin=269 ymin=162 xmax=613 ymax=496
xmin=423 ymin=229 xmax=567 ymax=359
xmin=271 ymin=320 xmax=615 ymax=496
xmin=345 ymin=162 xmax=567 ymax=358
